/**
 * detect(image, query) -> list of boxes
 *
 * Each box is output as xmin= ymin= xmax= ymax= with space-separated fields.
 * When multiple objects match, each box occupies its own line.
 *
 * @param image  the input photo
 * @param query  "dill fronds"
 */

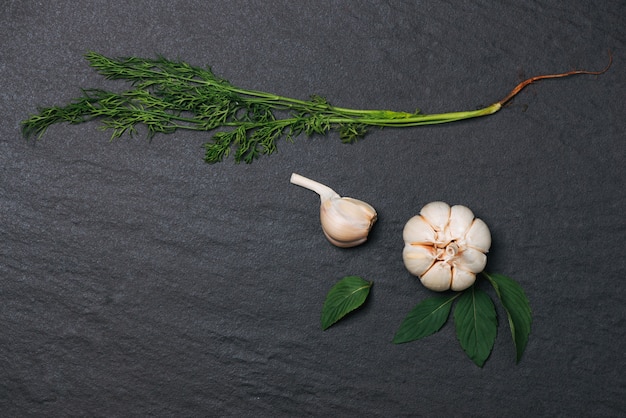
xmin=21 ymin=51 xmax=611 ymax=164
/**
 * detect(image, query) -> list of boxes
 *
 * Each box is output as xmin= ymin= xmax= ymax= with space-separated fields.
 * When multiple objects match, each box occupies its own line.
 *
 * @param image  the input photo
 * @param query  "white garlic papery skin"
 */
xmin=290 ymin=173 xmax=377 ymax=248
xmin=402 ymin=201 xmax=491 ymax=292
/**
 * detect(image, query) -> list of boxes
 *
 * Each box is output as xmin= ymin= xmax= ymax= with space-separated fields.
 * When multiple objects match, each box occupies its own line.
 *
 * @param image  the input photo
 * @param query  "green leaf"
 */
xmin=321 ymin=276 xmax=372 ymax=330
xmin=454 ymin=286 xmax=498 ymax=367
xmin=483 ymin=272 xmax=532 ymax=363
xmin=393 ymin=294 xmax=458 ymax=344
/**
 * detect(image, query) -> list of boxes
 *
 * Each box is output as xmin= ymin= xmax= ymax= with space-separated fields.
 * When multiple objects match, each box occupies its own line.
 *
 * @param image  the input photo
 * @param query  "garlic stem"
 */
xmin=290 ymin=173 xmax=340 ymax=201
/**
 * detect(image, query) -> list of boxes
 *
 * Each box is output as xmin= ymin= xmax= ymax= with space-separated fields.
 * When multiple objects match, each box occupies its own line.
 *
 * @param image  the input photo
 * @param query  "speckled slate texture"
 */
xmin=1 ymin=1 xmax=625 ymax=416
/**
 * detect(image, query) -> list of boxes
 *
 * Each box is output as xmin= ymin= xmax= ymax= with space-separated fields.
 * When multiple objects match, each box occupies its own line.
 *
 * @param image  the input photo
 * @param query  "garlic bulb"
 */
xmin=402 ymin=201 xmax=491 ymax=292
xmin=290 ymin=173 xmax=377 ymax=248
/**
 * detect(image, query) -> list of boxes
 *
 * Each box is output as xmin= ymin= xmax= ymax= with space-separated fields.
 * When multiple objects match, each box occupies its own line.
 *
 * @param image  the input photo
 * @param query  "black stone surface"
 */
xmin=1 ymin=1 xmax=625 ymax=416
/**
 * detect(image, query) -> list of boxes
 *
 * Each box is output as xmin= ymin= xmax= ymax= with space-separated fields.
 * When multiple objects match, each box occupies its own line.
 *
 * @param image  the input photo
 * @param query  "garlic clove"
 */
xmin=323 ymin=232 xmax=366 ymax=248
xmin=291 ymin=173 xmax=377 ymax=248
xmin=455 ymin=247 xmax=488 ymax=273
xmin=320 ymin=197 xmax=377 ymax=248
xmin=464 ymin=218 xmax=491 ymax=252
xmin=420 ymin=262 xmax=452 ymax=292
xmin=420 ymin=201 xmax=451 ymax=231
xmin=447 ymin=205 xmax=475 ymax=241
xmin=402 ymin=215 xmax=437 ymax=244
xmin=402 ymin=243 xmax=437 ymax=277
xmin=450 ymin=269 xmax=476 ymax=291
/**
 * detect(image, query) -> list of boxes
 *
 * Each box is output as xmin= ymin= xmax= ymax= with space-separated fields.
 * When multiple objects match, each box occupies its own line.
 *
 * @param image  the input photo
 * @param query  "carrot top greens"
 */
xmin=22 ymin=51 xmax=611 ymax=164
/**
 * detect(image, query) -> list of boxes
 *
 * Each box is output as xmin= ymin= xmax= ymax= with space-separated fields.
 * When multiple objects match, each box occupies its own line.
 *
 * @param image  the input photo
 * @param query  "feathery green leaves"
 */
xmin=22 ymin=51 xmax=502 ymax=164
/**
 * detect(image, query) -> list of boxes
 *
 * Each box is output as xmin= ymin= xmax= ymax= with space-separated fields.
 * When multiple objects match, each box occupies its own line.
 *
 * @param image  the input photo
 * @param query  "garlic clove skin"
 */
xmin=320 ymin=197 xmax=377 ymax=248
xmin=463 ymin=218 xmax=492 ymax=252
xmin=448 ymin=205 xmax=475 ymax=241
xmin=291 ymin=173 xmax=377 ymax=248
xmin=402 ymin=201 xmax=491 ymax=292
xmin=420 ymin=261 xmax=453 ymax=292
xmin=454 ymin=247 xmax=487 ymax=273
xmin=420 ymin=201 xmax=451 ymax=232
xmin=402 ymin=215 xmax=437 ymax=244
xmin=402 ymin=243 xmax=436 ymax=277
xmin=450 ymin=269 xmax=476 ymax=292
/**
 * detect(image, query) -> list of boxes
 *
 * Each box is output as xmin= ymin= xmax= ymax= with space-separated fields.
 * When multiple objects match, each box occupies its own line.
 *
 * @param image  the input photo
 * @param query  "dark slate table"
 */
xmin=2 ymin=1 xmax=624 ymax=416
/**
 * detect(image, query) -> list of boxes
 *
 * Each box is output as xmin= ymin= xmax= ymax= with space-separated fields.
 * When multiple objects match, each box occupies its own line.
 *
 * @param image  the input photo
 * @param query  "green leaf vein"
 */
xmin=483 ymin=272 xmax=532 ymax=363
xmin=454 ymin=286 xmax=498 ymax=367
xmin=321 ymin=276 xmax=372 ymax=330
xmin=393 ymin=294 xmax=459 ymax=344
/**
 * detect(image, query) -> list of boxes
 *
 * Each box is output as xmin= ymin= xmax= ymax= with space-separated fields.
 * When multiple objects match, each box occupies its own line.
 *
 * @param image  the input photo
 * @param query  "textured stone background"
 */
xmin=1 ymin=1 xmax=625 ymax=416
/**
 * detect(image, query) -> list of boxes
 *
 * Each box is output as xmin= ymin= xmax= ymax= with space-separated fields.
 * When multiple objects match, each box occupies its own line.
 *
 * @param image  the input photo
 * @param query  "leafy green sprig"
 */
xmin=320 ymin=272 xmax=531 ymax=367
xmin=22 ymin=51 xmax=611 ymax=163
xmin=392 ymin=272 xmax=531 ymax=367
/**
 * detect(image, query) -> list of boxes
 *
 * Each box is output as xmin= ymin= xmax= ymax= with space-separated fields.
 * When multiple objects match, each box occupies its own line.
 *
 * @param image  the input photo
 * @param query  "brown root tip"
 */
xmin=498 ymin=50 xmax=613 ymax=106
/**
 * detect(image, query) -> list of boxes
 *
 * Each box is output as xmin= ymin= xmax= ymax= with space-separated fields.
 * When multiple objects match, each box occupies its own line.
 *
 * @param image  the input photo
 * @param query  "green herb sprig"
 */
xmin=320 ymin=272 xmax=530 ymax=367
xmin=22 ymin=52 xmax=611 ymax=164
xmin=392 ymin=272 xmax=531 ymax=367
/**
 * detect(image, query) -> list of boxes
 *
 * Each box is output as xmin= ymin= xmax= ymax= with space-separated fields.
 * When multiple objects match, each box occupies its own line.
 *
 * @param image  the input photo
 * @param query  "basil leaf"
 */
xmin=454 ymin=286 xmax=498 ymax=367
xmin=393 ymin=294 xmax=458 ymax=344
xmin=483 ymin=272 xmax=532 ymax=363
xmin=321 ymin=276 xmax=372 ymax=330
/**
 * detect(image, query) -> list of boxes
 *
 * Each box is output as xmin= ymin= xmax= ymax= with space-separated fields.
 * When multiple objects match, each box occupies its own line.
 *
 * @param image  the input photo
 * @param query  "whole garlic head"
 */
xmin=291 ymin=173 xmax=377 ymax=248
xmin=402 ymin=201 xmax=491 ymax=292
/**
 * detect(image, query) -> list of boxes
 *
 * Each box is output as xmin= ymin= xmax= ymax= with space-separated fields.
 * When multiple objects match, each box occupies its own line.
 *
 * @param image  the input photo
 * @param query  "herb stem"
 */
xmin=22 ymin=51 xmax=611 ymax=164
xmin=326 ymin=103 xmax=502 ymax=126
